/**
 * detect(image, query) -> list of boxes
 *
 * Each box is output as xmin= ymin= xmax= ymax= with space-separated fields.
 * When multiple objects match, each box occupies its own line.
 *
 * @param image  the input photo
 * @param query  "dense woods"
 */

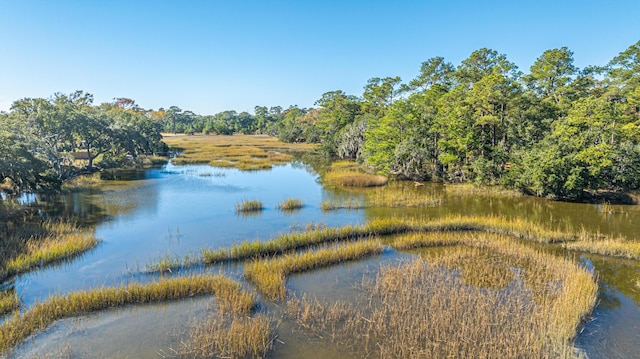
xmin=2 ymin=41 xmax=639 ymax=199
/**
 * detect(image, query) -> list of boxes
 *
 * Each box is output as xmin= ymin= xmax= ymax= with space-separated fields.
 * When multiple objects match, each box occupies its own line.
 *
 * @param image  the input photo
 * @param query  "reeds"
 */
xmin=145 ymin=213 xmax=640 ymax=276
xmin=0 ymin=274 xmax=256 ymax=354
xmin=235 ymin=199 xmax=264 ymax=213
xmin=0 ymin=290 xmax=19 ymax=315
xmin=244 ymin=240 xmax=383 ymax=300
xmin=276 ymin=198 xmax=304 ymax=211
xmin=444 ymin=183 xmax=522 ymax=197
xmin=0 ymin=221 xmax=99 ymax=282
xmin=162 ymin=134 xmax=314 ymax=171
xmin=286 ymin=236 xmax=597 ymax=358
xmin=146 ymin=215 xmax=581 ymax=273
xmin=61 ymin=173 xmax=102 ymax=191
xmin=320 ymin=198 xmax=363 ymax=211
xmin=562 ymin=231 xmax=640 ymax=260
xmin=364 ymin=183 xmax=444 ymax=207
xmin=179 ymin=313 xmax=274 ymax=359
xmin=323 ymin=168 xmax=388 ymax=187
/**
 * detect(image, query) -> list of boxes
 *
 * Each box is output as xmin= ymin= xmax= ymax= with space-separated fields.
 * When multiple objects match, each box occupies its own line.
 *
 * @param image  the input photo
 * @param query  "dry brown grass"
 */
xmin=162 ymin=134 xmax=314 ymax=170
xmin=287 ymin=233 xmax=598 ymax=358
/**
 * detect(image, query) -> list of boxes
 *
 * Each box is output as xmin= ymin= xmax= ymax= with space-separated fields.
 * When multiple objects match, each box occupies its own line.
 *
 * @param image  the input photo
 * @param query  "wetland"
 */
xmin=2 ymin=135 xmax=640 ymax=358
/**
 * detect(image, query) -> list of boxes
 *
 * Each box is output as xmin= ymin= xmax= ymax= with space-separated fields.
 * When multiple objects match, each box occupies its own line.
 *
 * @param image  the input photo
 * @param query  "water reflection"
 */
xmin=3 ymin=160 xmax=640 ymax=358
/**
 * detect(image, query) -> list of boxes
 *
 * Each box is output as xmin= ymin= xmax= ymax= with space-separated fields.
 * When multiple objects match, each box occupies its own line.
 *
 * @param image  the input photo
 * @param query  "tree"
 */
xmin=313 ymin=91 xmax=362 ymax=156
xmin=362 ymin=76 xmax=403 ymax=119
xmin=526 ymin=47 xmax=577 ymax=104
xmin=409 ymin=57 xmax=455 ymax=92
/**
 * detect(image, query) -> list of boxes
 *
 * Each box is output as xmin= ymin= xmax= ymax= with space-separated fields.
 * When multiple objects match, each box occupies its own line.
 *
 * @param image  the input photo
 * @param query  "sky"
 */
xmin=1 ymin=0 xmax=639 ymax=115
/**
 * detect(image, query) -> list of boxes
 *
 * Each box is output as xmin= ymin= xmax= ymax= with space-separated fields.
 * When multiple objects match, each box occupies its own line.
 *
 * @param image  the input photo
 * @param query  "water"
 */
xmin=3 ymin=159 xmax=640 ymax=358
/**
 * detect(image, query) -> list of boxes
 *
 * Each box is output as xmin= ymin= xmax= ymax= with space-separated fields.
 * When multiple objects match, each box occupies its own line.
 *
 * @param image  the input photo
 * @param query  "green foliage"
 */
xmin=311 ymin=41 xmax=640 ymax=198
xmin=0 ymin=93 xmax=167 ymax=193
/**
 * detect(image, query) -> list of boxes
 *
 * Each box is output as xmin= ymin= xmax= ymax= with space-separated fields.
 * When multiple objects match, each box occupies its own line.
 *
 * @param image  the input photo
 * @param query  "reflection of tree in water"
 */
xmin=586 ymin=254 xmax=640 ymax=310
xmin=290 ymin=152 xmax=331 ymax=177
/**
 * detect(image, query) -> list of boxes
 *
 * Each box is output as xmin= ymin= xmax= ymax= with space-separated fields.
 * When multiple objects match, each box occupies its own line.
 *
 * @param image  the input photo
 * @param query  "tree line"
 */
xmin=2 ymin=40 xmax=639 ymax=199
xmin=278 ymin=41 xmax=640 ymax=199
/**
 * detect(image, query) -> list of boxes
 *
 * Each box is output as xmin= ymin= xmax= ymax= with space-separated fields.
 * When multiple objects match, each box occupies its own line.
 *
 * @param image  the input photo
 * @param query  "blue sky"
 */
xmin=1 ymin=0 xmax=639 ymax=114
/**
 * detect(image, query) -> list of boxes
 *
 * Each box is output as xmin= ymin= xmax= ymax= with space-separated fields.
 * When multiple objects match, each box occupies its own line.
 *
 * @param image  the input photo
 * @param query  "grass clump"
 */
xmin=0 ymin=221 xmax=99 ymax=282
xmin=61 ymin=173 xmax=102 ymax=191
xmin=276 ymin=198 xmax=304 ymax=211
xmin=323 ymin=168 xmax=388 ymax=187
xmin=287 ymin=236 xmax=597 ymax=358
xmin=0 ymin=290 xmax=19 ymax=315
xmin=179 ymin=313 xmax=274 ymax=359
xmin=562 ymin=230 xmax=640 ymax=260
xmin=0 ymin=274 xmax=255 ymax=354
xmin=244 ymin=240 xmax=383 ymax=300
xmin=235 ymin=199 xmax=264 ymax=213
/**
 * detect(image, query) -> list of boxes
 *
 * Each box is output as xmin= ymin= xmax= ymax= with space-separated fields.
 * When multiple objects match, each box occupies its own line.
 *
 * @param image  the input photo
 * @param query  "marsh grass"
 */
xmin=444 ymin=183 xmax=522 ymax=197
xmin=179 ymin=313 xmax=274 ymax=359
xmin=287 ymin=235 xmax=597 ymax=358
xmin=162 ymin=134 xmax=314 ymax=171
xmin=235 ymin=199 xmax=264 ymax=213
xmin=323 ymin=168 xmax=388 ymax=187
xmin=140 ymin=155 xmax=169 ymax=167
xmin=61 ymin=173 xmax=102 ymax=191
xmin=323 ymin=182 xmax=444 ymax=209
xmin=320 ymin=198 xmax=363 ymax=211
xmin=0 ymin=274 xmax=256 ymax=354
xmin=276 ymin=198 xmax=304 ymax=211
xmin=244 ymin=240 xmax=383 ymax=300
xmin=146 ymin=215 xmax=582 ymax=273
xmin=0 ymin=290 xmax=19 ymax=315
xmin=364 ymin=182 xmax=444 ymax=207
xmin=563 ymin=230 xmax=640 ymax=260
xmin=0 ymin=221 xmax=99 ymax=282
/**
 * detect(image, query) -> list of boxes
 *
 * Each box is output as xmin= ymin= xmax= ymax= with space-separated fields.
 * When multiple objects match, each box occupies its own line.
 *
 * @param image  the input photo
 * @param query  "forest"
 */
xmin=1 ymin=40 xmax=639 ymax=199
